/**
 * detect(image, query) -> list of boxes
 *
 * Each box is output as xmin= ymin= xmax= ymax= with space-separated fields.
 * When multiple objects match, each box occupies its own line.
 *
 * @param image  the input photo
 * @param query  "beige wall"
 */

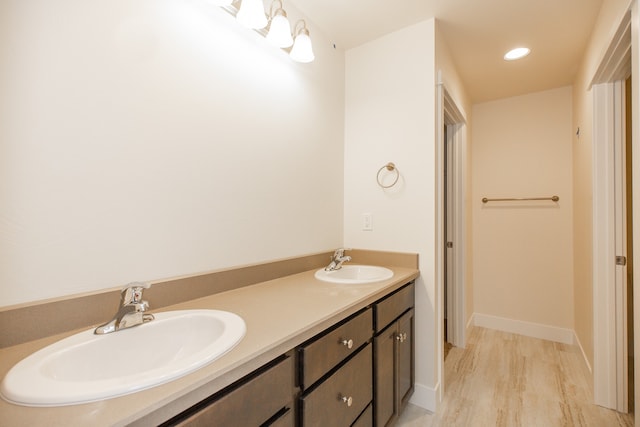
xmin=0 ymin=0 xmax=345 ymax=307
xmin=572 ymin=0 xmax=632 ymax=368
xmin=472 ymin=87 xmax=574 ymax=329
xmin=345 ymin=19 xmax=438 ymax=409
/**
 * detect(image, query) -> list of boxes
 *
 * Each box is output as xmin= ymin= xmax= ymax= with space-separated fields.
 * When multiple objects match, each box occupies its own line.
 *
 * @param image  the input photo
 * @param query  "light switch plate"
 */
xmin=362 ymin=213 xmax=373 ymax=231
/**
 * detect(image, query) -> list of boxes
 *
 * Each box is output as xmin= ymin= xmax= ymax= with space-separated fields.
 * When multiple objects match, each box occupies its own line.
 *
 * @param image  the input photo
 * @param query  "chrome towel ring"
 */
xmin=377 ymin=162 xmax=399 ymax=188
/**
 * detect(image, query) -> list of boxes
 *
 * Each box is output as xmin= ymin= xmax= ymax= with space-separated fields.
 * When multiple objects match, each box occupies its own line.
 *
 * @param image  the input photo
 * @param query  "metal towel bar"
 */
xmin=482 ymin=195 xmax=559 ymax=204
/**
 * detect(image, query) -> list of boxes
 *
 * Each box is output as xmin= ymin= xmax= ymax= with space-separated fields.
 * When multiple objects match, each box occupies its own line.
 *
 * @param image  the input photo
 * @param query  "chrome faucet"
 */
xmin=325 ymin=248 xmax=352 ymax=271
xmin=94 ymin=282 xmax=155 ymax=335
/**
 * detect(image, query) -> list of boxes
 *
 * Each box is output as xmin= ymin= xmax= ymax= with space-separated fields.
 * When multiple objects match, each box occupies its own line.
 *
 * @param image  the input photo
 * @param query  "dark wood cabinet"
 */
xmin=299 ymin=281 xmax=415 ymax=427
xmin=373 ymin=283 xmax=415 ymax=427
xmin=159 ymin=280 xmax=415 ymax=427
xmin=397 ymin=309 xmax=414 ymax=411
xmin=300 ymin=344 xmax=372 ymax=427
xmin=374 ymin=325 xmax=396 ymax=425
xmin=297 ymin=308 xmax=374 ymax=427
xmin=163 ymin=353 xmax=296 ymax=427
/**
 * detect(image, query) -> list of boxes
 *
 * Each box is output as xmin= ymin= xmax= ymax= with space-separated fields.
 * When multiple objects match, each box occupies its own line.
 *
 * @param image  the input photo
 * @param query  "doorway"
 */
xmin=437 ymin=81 xmax=467 ymax=351
xmin=436 ymin=77 xmax=467 ymax=403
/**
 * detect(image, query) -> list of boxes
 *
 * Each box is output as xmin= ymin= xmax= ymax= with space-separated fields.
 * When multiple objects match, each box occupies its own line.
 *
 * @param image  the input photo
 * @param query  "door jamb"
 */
xmin=436 ymin=74 xmax=467 ymax=403
xmin=591 ymin=8 xmax=632 ymax=412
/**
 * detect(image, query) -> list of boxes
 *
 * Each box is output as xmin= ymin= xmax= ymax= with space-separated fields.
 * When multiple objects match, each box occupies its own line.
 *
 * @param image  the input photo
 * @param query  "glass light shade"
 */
xmin=236 ymin=0 xmax=267 ymax=30
xmin=266 ymin=12 xmax=293 ymax=48
xmin=290 ymin=31 xmax=314 ymax=63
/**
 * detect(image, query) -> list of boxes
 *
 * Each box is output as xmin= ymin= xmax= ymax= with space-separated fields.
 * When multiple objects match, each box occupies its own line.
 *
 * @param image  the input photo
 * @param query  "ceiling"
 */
xmin=289 ymin=0 xmax=604 ymax=103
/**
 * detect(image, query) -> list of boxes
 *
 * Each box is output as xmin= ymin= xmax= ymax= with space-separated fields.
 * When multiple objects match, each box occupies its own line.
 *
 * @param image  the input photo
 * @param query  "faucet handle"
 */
xmin=120 ymin=282 xmax=151 ymax=305
xmin=333 ymin=248 xmax=351 ymax=257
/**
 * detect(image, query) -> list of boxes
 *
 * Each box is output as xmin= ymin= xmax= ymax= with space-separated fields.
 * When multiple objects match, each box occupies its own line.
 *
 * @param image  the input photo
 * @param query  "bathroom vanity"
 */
xmin=160 ymin=282 xmax=415 ymax=426
xmin=0 ymin=251 xmax=418 ymax=427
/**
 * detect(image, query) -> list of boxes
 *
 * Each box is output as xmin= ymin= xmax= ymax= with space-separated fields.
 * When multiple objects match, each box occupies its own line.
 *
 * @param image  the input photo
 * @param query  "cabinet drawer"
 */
xmin=300 ymin=344 xmax=372 ymax=427
xmin=172 ymin=355 xmax=294 ymax=427
xmin=374 ymin=282 xmax=414 ymax=333
xmin=352 ymin=403 xmax=373 ymax=427
xmin=268 ymin=407 xmax=294 ymax=427
xmin=299 ymin=308 xmax=372 ymax=388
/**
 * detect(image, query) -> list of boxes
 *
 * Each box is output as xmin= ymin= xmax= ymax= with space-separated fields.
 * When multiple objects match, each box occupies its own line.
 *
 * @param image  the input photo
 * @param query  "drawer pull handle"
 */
xmin=341 ymin=339 xmax=354 ymax=349
xmin=340 ymin=395 xmax=353 ymax=407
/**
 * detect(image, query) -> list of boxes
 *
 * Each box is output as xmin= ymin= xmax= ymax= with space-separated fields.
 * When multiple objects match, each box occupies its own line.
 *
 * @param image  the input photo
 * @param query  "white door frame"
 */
xmin=436 ymin=73 xmax=467 ymax=399
xmin=592 ymin=80 xmax=628 ymax=411
xmin=591 ymin=8 xmax=632 ymax=412
xmin=631 ymin=3 xmax=640 ymax=423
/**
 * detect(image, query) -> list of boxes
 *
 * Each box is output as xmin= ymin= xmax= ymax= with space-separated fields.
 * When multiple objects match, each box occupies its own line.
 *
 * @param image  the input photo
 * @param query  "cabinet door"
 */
xmin=374 ymin=308 xmax=415 ymax=427
xmin=397 ymin=309 xmax=414 ymax=409
xmin=374 ymin=325 xmax=396 ymax=427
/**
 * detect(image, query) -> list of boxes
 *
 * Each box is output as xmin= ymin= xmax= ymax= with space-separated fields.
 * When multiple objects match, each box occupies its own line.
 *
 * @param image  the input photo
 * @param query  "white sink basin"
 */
xmin=1 ymin=309 xmax=246 ymax=407
xmin=314 ymin=265 xmax=394 ymax=284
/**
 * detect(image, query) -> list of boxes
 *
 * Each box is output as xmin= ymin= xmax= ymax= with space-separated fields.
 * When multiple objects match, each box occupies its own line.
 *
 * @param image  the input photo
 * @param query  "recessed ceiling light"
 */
xmin=504 ymin=47 xmax=531 ymax=61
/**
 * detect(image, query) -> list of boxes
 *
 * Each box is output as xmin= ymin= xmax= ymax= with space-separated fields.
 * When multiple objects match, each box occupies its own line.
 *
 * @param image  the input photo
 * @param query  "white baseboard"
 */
xmin=471 ymin=313 xmax=575 ymax=345
xmin=466 ymin=313 xmax=475 ymax=339
xmin=409 ymin=382 xmax=438 ymax=412
xmin=468 ymin=313 xmax=593 ymax=383
xmin=573 ymin=331 xmax=592 ymax=373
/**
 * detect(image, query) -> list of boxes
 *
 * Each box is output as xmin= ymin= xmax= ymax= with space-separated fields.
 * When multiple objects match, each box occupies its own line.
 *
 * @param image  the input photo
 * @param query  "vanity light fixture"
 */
xmin=289 ymin=20 xmax=315 ymax=63
xmin=213 ymin=0 xmax=315 ymax=63
xmin=266 ymin=0 xmax=293 ymax=48
xmin=504 ymin=47 xmax=531 ymax=61
xmin=236 ymin=0 xmax=268 ymax=29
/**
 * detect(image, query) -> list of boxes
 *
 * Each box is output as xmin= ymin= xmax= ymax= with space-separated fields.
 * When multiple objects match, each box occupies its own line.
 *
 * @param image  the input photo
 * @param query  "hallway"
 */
xmin=398 ymin=327 xmax=634 ymax=426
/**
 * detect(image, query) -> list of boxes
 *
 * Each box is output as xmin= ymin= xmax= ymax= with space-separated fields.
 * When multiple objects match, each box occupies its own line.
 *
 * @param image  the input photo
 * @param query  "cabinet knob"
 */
xmin=341 ymin=339 xmax=354 ymax=349
xmin=340 ymin=395 xmax=353 ymax=407
xmin=396 ymin=333 xmax=407 ymax=343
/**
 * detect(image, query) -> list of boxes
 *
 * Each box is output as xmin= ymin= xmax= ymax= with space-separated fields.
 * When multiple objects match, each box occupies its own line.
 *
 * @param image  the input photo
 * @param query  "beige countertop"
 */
xmin=0 ymin=266 xmax=419 ymax=427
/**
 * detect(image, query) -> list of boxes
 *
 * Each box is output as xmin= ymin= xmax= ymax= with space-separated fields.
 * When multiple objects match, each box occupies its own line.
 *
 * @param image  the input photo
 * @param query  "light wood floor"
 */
xmin=397 ymin=327 xmax=634 ymax=426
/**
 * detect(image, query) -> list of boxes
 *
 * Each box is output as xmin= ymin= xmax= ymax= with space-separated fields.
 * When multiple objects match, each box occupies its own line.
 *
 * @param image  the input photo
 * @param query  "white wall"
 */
xmin=0 ymin=0 xmax=345 ymax=307
xmin=345 ymin=20 xmax=438 ymax=409
xmin=434 ymin=21 xmax=473 ymax=402
xmin=434 ymin=20 xmax=474 ymax=329
xmin=472 ymin=87 xmax=574 ymax=331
